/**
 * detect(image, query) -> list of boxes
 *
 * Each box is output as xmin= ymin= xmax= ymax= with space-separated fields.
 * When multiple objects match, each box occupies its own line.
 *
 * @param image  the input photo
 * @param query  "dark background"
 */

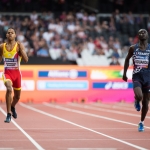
xmin=0 ymin=0 xmax=149 ymax=14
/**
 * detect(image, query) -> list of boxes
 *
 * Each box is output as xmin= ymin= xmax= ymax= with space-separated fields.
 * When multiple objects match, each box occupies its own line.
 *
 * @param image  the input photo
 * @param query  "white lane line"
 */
xmin=43 ymin=103 xmax=150 ymax=130
xmin=67 ymin=148 xmax=117 ymax=150
xmin=67 ymin=103 xmax=150 ymax=119
xmin=20 ymin=103 xmax=147 ymax=150
xmin=91 ymin=103 xmax=135 ymax=111
xmin=0 ymin=107 xmax=45 ymax=150
xmin=0 ymin=149 xmax=14 ymax=150
xmin=115 ymin=103 xmax=134 ymax=107
xmin=0 ymin=127 xmax=136 ymax=130
xmin=0 ymin=138 xmax=150 ymax=142
xmin=91 ymin=103 xmax=150 ymax=114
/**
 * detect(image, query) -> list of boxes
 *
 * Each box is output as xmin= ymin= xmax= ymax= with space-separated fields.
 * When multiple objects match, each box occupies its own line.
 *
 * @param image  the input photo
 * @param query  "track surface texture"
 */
xmin=0 ymin=102 xmax=150 ymax=150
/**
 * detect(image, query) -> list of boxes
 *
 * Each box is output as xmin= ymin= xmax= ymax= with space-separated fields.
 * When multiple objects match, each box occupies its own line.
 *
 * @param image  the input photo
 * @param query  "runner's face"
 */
xmin=6 ymin=29 xmax=16 ymax=40
xmin=138 ymin=29 xmax=148 ymax=40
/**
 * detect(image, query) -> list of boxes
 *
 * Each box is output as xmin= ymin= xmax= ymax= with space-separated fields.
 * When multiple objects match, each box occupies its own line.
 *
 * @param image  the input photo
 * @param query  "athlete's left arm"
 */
xmin=17 ymin=41 xmax=28 ymax=63
xmin=0 ymin=44 xmax=3 ymax=62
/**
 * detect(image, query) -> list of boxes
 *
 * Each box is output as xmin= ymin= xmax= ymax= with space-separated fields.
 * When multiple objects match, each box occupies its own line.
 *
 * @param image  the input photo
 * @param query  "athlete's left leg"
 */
xmin=11 ymin=89 xmax=21 ymax=107
xmin=141 ymin=93 xmax=150 ymax=122
xmin=11 ymin=89 xmax=21 ymax=119
xmin=11 ymin=70 xmax=21 ymax=118
xmin=138 ymin=93 xmax=150 ymax=132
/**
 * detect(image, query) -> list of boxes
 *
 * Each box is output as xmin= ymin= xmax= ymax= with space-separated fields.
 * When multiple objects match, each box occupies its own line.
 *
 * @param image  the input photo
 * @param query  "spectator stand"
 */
xmin=0 ymin=11 xmax=149 ymax=66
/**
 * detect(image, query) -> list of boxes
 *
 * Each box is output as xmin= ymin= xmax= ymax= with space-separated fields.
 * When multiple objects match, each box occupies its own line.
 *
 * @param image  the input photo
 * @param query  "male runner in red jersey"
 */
xmin=0 ymin=28 xmax=28 ymax=123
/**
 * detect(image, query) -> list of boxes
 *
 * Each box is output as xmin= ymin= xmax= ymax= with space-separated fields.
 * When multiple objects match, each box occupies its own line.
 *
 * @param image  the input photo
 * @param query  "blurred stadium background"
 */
xmin=0 ymin=0 xmax=149 ymax=103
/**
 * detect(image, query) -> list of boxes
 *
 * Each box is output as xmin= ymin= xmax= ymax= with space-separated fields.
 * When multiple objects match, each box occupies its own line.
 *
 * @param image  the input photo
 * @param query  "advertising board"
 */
xmin=0 ymin=65 xmax=134 ymax=103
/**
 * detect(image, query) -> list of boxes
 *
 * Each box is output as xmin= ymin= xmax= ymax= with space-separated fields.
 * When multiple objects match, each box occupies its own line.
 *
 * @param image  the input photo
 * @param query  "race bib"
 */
xmin=134 ymin=58 xmax=149 ymax=68
xmin=4 ymin=58 xmax=18 ymax=69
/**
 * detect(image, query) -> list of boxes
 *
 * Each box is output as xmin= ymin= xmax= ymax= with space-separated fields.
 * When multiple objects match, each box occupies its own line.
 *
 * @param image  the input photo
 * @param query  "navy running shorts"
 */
xmin=132 ymin=70 xmax=150 ymax=93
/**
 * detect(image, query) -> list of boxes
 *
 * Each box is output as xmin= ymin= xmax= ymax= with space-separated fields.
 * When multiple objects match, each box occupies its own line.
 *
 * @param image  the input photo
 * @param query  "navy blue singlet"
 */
xmin=132 ymin=43 xmax=150 ymax=74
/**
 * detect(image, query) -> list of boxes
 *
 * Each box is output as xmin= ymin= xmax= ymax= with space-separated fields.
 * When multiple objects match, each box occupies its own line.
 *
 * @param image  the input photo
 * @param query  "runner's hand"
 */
xmin=122 ymin=74 xmax=128 ymax=82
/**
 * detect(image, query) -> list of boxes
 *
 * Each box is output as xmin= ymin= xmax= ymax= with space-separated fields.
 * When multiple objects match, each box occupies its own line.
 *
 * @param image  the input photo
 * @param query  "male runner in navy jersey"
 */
xmin=122 ymin=29 xmax=150 ymax=132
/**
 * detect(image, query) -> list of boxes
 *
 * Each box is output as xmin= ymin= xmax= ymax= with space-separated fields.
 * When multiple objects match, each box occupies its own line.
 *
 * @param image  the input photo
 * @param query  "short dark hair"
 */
xmin=7 ymin=27 xmax=16 ymax=34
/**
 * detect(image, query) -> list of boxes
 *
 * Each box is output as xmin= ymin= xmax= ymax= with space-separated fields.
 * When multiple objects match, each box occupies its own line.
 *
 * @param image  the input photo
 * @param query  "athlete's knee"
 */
xmin=6 ymin=86 xmax=12 ymax=94
xmin=135 ymin=94 xmax=143 ymax=101
xmin=142 ymin=99 xmax=149 ymax=108
xmin=14 ymin=94 xmax=20 ymax=100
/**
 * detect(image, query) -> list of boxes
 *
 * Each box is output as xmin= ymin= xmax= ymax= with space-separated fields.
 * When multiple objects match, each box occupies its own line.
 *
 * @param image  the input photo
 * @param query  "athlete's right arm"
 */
xmin=122 ymin=45 xmax=134 ymax=82
xmin=0 ymin=44 xmax=3 ymax=62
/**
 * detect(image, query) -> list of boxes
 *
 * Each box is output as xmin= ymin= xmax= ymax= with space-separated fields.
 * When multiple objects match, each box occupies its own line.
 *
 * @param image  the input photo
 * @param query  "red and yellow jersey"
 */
xmin=2 ymin=42 xmax=22 ymax=90
xmin=3 ymin=42 xmax=21 ymax=71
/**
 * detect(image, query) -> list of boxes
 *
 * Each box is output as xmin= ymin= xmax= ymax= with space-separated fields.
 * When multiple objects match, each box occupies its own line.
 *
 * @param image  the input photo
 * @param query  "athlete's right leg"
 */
xmin=134 ymin=87 xmax=143 ymax=102
xmin=4 ymin=80 xmax=13 ymax=123
xmin=134 ymin=87 xmax=143 ymax=111
xmin=5 ymin=80 xmax=13 ymax=113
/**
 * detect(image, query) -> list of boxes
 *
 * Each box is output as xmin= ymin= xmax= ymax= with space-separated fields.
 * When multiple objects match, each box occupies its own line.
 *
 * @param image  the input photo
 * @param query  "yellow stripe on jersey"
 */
xmin=3 ymin=43 xmax=18 ymax=58
xmin=2 ymin=43 xmax=22 ymax=69
xmin=13 ymin=87 xmax=21 ymax=90
xmin=2 ymin=73 xmax=13 ymax=85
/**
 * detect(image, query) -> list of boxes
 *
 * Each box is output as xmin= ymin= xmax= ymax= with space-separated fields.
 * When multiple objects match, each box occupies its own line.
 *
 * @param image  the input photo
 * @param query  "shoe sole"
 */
xmin=4 ymin=119 xmax=11 ymax=123
xmin=134 ymin=102 xmax=141 ymax=111
xmin=11 ymin=108 xmax=17 ymax=119
xmin=11 ymin=110 xmax=17 ymax=119
xmin=12 ymin=115 xmax=17 ymax=119
xmin=138 ymin=128 xmax=144 ymax=132
xmin=4 ymin=121 xmax=11 ymax=123
xmin=138 ymin=130 xmax=144 ymax=132
xmin=134 ymin=106 xmax=141 ymax=111
xmin=136 ymin=109 xmax=140 ymax=111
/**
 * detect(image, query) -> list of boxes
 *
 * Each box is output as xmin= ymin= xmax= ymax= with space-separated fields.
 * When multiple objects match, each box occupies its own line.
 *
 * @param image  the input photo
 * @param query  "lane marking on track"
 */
xmin=0 ymin=138 xmax=150 ymax=142
xmin=67 ymin=148 xmax=117 ymax=150
xmin=91 ymin=103 xmax=135 ymax=111
xmin=43 ymin=103 xmax=150 ymax=129
xmin=115 ymin=103 xmax=135 ymax=108
xmin=91 ymin=103 xmax=150 ymax=114
xmin=67 ymin=103 xmax=150 ymax=119
xmin=0 ymin=107 xmax=45 ymax=150
xmin=20 ymin=103 xmax=148 ymax=150
xmin=0 ymin=127 xmax=136 ymax=130
xmin=90 ymin=103 xmax=150 ymax=114
xmin=0 ymin=149 xmax=14 ymax=150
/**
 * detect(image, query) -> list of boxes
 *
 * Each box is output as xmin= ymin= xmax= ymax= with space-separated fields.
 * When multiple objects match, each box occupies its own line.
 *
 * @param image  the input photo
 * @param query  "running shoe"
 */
xmin=134 ymin=100 xmax=141 ymax=111
xmin=138 ymin=122 xmax=144 ymax=132
xmin=4 ymin=113 xmax=11 ymax=123
xmin=11 ymin=106 xmax=17 ymax=119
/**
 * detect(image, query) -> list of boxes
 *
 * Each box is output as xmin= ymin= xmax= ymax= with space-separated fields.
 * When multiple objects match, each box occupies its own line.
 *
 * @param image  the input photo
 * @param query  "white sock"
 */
xmin=139 ymin=121 xmax=144 ymax=124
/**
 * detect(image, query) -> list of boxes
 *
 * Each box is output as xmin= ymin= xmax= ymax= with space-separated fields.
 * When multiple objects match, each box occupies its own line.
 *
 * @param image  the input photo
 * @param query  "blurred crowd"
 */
xmin=0 ymin=9 xmax=150 ymax=65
